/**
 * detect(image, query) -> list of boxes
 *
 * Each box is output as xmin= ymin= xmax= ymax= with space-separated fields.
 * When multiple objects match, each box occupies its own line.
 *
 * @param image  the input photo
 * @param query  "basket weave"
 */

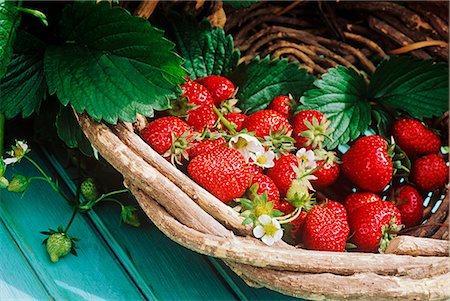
xmin=77 ymin=1 xmax=449 ymax=300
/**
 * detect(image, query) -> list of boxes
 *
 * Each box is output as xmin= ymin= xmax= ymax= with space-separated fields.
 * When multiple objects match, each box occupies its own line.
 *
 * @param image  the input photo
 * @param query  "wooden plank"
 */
xmin=0 ymin=220 xmax=50 ymax=300
xmin=0 ymin=152 xmax=146 ymax=300
xmin=45 ymin=150 xmax=242 ymax=301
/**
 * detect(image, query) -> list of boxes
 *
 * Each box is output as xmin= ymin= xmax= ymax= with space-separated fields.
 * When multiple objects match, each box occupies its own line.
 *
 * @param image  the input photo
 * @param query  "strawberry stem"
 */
xmin=277 ymin=207 xmax=302 ymax=224
xmin=213 ymin=105 xmax=237 ymax=136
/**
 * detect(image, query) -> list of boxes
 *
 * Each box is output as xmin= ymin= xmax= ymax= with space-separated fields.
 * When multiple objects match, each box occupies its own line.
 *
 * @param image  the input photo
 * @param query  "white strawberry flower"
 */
xmin=4 ymin=140 xmax=30 ymax=165
xmin=249 ymin=150 xmax=275 ymax=168
xmin=229 ymin=133 xmax=264 ymax=162
xmin=252 ymin=214 xmax=284 ymax=246
xmin=296 ymin=147 xmax=317 ymax=170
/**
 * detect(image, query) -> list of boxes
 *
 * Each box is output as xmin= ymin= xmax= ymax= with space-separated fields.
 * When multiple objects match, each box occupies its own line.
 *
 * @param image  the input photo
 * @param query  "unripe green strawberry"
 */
xmin=46 ymin=233 xmax=72 ymax=263
xmin=0 ymin=177 xmax=9 ymax=189
xmin=7 ymin=174 xmax=29 ymax=192
xmin=80 ymin=178 xmax=99 ymax=202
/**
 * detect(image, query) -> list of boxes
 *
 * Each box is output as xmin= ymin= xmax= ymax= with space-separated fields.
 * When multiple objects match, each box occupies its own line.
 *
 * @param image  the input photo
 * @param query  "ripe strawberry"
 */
xmin=410 ymin=154 xmax=448 ymax=191
xmin=187 ymin=137 xmax=226 ymax=159
xmin=393 ymin=185 xmax=423 ymax=228
xmin=278 ymin=201 xmax=295 ymax=215
xmin=291 ymin=110 xmax=331 ymax=149
xmin=223 ymin=112 xmax=247 ymax=132
xmin=249 ymin=173 xmax=280 ymax=208
xmin=342 ymin=135 xmax=393 ymax=192
xmin=188 ymin=146 xmax=250 ymax=203
xmin=312 ymin=150 xmax=340 ymax=189
xmin=141 ymin=117 xmax=192 ymax=162
xmin=242 ymin=110 xmax=292 ymax=138
xmin=343 ymin=192 xmax=382 ymax=215
xmin=181 ymin=80 xmax=217 ymax=131
xmin=247 ymin=163 xmax=263 ymax=176
xmin=289 ymin=211 xmax=308 ymax=243
xmin=266 ymin=154 xmax=299 ymax=196
xmin=392 ymin=119 xmax=441 ymax=157
xmin=268 ymin=95 xmax=297 ymax=119
xmin=348 ymin=200 xmax=402 ymax=252
xmin=302 ymin=201 xmax=350 ymax=252
xmin=196 ymin=75 xmax=235 ymax=105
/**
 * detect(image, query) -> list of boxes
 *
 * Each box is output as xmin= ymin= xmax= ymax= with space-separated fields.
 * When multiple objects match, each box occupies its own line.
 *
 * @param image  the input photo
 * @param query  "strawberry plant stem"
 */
xmin=213 ymin=106 xmax=237 ymax=135
xmin=0 ymin=113 xmax=4 ymax=156
xmin=64 ymin=207 xmax=78 ymax=233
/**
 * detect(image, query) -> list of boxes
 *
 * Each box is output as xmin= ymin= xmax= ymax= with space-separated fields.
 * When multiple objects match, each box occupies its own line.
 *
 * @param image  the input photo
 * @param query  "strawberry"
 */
xmin=393 ymin=185 xmax=423 ymax=228
xmin=223 ymin=112 xmax=247 ymax=132
xmin=266 ymin=154 xmax=299 ymax=196
xmin=188 ymin=146 xmax=250 ymax=203
xmin=410 ymin=154 xmax=448 ymax=191
xmin=302 ymin=201 xmax=350 ymax=252
xmin=342 ymin=135 xmax=393 ymax=192
xmin=278 ymin=201 xmax=295 ymax=215
xmin=392 ymin=119 xmax=441 ymax=157
xmin=242 ymin=110 xmax=292 ymax=138
xmin=291 ymin=110 xmax=331 ymax=149
xmin=80 ymin=178 xmax=99 ymax=202
xmin=289 ymin=211 xmax=308 ymax=243
xmin=343 ymin=192 xmax=382 ymax=215
xmin=46 ymin=233 xmax=72 ymax=263
xmin=181 ymin=80 xmax=217 ymax=131
xmin=249 ymin=173 xmax=280 ymax=208
xmin=312 ymin=150 xmax=340 ymax=189
xmin=196 ymin=75 xmax=235 ymax=105
xmin=268 ymin=95 xmax=297 ymax=119
xmin=247 ymin=163 xmax=263 ymax=176
xmin=348 ymin=200 xmax=402 ymax=252
xmin=187 ymin=137 xmax=226 ymax=159
xmin=141 ymin=117 xmax=192 ymax=163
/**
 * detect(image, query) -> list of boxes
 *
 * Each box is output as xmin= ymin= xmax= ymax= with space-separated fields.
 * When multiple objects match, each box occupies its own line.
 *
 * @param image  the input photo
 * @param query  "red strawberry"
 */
xmin=342 ymin=135 xmax=393 ymax=192
xmin=348 ymin=200 xmax=402 ymax=252
xmin=188 ymin=146 xmax=250 ymax=203
xmin=302 ymin=201 xmax=350 ymax=252
xmin=196 ymin=75 xmax=235 ymax=105
xmin=187 ymin=137 xmax=226 ymax=159
xmin=343 ymin=192 xmax=382 ymax=215
xmin=393 ymin=185 xmax=423 ymax=228
xmin=291 ymin=110 xmax=331 ymax=149
xmin=224 ymin=112 xmax=247 ymax=132
xmin=247 ymin=163 xmax=263 ymax=176
xmin=289 ymin=211 xmax=308 ymax=243
xmin=140 ymin=117 xmax=192 ymax=162
xmin=181 ymin=80 xmax=217 ymax=131
xmin=392 ymin=119 xmax=441 ymax=157
xmin=268 ymin=95 xmax=297 ymax=119
xmin=278 ymin=201 xmax=295 ymax=215
xmin=242 ymin=110 xmax=292 ymax=138
xmin=312 ymin=150 xmax=340 ymax=189
xmin=266 ymin=154 xmax=299 ymax=196
xmin=249 ymin=173 xmax=280 ymax=207
xmin=410 ymin=154 xmax=448 ymax=191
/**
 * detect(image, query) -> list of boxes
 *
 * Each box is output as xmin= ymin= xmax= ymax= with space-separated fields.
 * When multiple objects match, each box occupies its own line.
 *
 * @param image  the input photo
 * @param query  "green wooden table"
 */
xmin=1 ymin=147 xmax=301 ymax=300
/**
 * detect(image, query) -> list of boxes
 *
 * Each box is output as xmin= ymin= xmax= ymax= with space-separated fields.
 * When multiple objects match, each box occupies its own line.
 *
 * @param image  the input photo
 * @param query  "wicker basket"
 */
xmin=77 ymin=1 xmax=449 ymax=300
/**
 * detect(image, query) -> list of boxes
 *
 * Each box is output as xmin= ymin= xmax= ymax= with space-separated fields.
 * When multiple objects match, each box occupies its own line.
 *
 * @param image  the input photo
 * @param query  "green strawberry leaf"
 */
xmin=0 ymin=0 xmax=20 ymax=78
xmin=44 ymin=1 xmax=186 ymax=124
xmin=167 ymin=13 xmax=240 ymax=79
xmin=368 ymin=57 xmax=448 ymax=119
xmin=228 ymin=56 xmax=315 ymax=114
xmin=222 ymin=0 xmax=259 ymax=8
xmin=56 ymin=105 xmax=94 ymax=157
xmin=300 ymin=66 xmax=371 ymax=149
xmin=0 ymin=30 xmax=47 ymax=119
xmin=371 ymin=106 xmax=395 ymax=138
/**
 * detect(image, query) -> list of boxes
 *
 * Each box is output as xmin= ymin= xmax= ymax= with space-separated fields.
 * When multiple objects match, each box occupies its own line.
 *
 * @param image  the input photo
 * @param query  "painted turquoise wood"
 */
xmin=44 ymin=150 xmax=245 ymax=301
xmin=1 ymin=154 xmax=146 ymax=300
xmin=0 ymin=220 xmax=50 ymax=300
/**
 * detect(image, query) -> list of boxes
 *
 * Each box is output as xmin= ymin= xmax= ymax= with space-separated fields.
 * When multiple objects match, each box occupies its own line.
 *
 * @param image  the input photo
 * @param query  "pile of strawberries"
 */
xmin=140 ymin=75 xmax=448 ymax=253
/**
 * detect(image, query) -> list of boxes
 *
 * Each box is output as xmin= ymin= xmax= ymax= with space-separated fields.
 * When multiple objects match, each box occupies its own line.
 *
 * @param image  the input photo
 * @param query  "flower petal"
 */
xmin=17 ymin=141 xmax=28 ymax=152
xmin=258 ymin=214 xmax=271 ymax=225
xmin=296 ymin=148 xmax=306 ymax=157
xmin=253 ymin=225 xmax=265 ymax=238
xmin=261 ymin=235 xmax=275 ymax=246
xmin=4 ymin=158 xmax=18 ymax=165
xmin=274 ymin=229 xmax=284 ymax=241
xmin=272 ymin=218 xmax=281 ymax=229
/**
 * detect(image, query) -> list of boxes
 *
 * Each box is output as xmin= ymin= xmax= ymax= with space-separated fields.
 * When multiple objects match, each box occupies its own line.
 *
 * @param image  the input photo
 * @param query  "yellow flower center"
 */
xmin=234 ymin=137 xmax=248 ymax=149
xmin=14 ymin=148 xmax=24 ymax=158
xmin=263 ymin=223 xmax=278 ymax=236
xmin=257 ymin=156 xmax=267 ymax=165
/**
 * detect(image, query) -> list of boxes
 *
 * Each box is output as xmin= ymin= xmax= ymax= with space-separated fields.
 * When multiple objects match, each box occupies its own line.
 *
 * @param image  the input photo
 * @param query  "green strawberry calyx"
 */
xmin=41 ymin=226 xmax=80 ymax=263
xmin=263 ymin=127 xmax=296 ymax=157
xmin=299 ymin=116 xmax=333 ymax=149
xmin=378 ymin=216 xmax=404 ymax=253
xmin=163 ymin=130 xmax=197 ymax=165
xmin=387 ymin=137 xmax=411 ymax=178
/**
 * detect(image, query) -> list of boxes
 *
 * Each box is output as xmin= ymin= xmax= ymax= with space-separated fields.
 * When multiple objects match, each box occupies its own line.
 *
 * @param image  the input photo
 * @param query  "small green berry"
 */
xmin=46 ymin=233 xmax=72 ymax=263
xmin=80 ymin=178 xmax=99 ymax=202
xmin=7 ymin=174 xmax=29 ymax=193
